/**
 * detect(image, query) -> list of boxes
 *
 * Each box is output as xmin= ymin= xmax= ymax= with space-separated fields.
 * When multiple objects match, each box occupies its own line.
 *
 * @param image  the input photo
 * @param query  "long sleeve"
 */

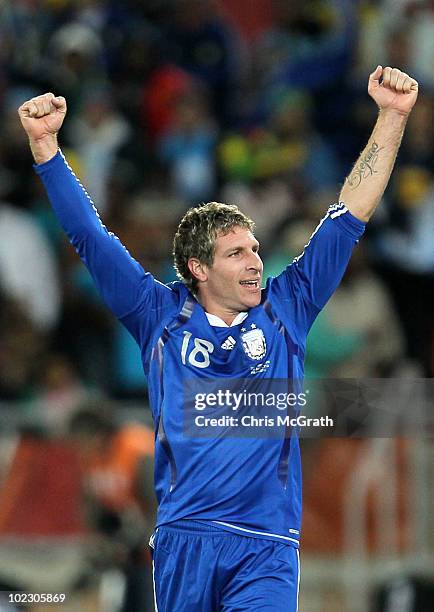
xmin=268 ymin=202 xmax=366 ymax=339
xmin=34 ymin=150 xmax=177 ymax=347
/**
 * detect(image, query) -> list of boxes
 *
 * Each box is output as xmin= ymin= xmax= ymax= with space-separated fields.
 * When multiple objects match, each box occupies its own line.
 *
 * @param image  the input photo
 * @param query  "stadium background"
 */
xmin=0 ymin=0 xmax=433 ymax=610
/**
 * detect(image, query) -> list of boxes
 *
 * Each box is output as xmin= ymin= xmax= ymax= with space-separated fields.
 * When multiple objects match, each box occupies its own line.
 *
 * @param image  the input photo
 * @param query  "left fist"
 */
xmin=368 ymin=66 xmax=418 ymax=116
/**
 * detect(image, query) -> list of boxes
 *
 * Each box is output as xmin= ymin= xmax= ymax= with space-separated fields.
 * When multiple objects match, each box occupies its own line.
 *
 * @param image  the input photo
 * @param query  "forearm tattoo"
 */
xmin=346 ymin=141 xmax=383 ymax=190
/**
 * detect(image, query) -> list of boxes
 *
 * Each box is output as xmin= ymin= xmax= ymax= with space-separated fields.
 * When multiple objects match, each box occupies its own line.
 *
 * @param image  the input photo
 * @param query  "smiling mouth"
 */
xmin=239 ymin=280 xmax=260 ymax=289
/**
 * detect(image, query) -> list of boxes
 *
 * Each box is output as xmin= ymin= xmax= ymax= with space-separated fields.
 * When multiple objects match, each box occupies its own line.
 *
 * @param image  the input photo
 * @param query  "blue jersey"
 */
xmin=35 ymin=151 xmax=365 ymax=549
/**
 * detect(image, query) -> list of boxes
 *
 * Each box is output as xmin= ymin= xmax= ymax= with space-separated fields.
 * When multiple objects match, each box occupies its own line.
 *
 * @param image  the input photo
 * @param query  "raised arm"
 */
xmin=340 ymin=66 xmax=418 ymax=223
xmin=18 ymin=93 xmax=176 ymax=346
xmin=269 ymin=67 xmax=419 ymax=337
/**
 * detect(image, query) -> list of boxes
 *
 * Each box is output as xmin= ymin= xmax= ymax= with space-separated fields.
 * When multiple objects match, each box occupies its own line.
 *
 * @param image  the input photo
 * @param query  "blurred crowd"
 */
xmin=0 ymin=1 xmax=433 ymax=609
xmin=1 ymin=0 xmax=433 ymax=418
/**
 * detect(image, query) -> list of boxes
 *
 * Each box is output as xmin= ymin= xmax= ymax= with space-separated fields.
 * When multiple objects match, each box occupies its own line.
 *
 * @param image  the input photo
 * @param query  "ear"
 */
xmin=188 ymin=258 xmax=208 ymax=284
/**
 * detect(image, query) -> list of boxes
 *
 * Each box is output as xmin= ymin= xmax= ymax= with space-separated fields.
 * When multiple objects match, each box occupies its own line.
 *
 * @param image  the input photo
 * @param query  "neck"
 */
xmin=196 ymin=294 xmax=242 ymax=326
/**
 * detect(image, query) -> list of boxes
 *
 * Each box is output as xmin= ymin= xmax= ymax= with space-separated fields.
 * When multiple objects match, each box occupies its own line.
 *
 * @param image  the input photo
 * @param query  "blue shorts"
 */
xmin=150 ymin=520 xmax=300 ymax=611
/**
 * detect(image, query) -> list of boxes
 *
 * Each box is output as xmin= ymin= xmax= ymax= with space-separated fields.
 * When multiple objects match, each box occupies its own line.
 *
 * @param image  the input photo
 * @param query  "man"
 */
xmin=18 ymin=65 xmax=418 ymax=611
xmin=69 ymin=406 xmax=156 ymax=612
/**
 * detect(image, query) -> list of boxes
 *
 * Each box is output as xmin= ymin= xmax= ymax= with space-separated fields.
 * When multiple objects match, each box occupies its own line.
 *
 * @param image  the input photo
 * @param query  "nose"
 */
xmin=246 ymin=250 xmax=262 ymax=273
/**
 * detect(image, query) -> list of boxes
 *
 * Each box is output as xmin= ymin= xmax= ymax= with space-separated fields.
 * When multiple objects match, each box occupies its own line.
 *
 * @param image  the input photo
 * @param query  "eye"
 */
xmin=229 ymin=250 xmax=240 ymax=257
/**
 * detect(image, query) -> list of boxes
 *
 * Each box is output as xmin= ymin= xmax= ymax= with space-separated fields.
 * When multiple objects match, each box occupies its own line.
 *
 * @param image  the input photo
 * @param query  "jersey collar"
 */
xmin=205 ymin=311 xmax=248 ymax=328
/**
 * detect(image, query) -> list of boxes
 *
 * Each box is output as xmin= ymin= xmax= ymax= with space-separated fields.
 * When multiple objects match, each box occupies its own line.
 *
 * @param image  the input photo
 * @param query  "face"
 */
xmin=193 ymin=226 xmax=263 ymax=322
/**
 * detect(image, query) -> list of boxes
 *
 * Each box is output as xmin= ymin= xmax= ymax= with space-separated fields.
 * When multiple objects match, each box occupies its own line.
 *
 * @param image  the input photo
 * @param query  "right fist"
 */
xmin=18 ymin=93 xmax=67 ymax=141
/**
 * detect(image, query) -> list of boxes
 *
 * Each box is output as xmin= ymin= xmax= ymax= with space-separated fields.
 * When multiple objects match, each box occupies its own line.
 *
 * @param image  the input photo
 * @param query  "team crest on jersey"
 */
xmin=241 ymin=328 xmax=267 ymax=360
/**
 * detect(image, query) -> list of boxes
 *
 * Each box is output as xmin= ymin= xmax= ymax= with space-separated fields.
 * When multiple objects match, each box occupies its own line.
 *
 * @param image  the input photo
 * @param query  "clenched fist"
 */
xmin=18 ymin=93 xmax=67 ymax=164
xmin=368 ymin=66 xmax=418 ymax=116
